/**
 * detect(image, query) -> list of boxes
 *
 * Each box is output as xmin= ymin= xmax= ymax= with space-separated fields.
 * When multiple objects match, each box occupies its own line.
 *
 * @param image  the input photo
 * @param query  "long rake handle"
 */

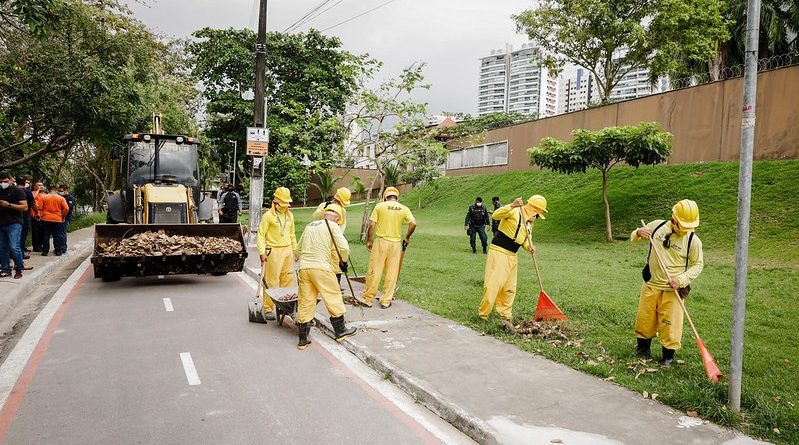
xmin=640 ymin=220 xmax=701 ymax=339
xmin=524 ymin=223 xmax=544 ymax=293
xmin=325 ymin=219 xmax=357 ymax=299
xmin=256 ymin=260 xmax=267 ymax=298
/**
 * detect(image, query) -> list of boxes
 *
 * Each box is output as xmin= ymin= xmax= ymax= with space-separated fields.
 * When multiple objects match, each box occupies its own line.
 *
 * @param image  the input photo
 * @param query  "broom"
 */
xmin=640 ymin=220 xmax=723 ymax=383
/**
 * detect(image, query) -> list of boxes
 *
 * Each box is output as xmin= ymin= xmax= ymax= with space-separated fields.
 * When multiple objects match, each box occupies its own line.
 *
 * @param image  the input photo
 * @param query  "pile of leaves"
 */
xmin=508 ymin=319 xmax=575 ymax=342
xmin=277 ymin=294 xmax=298 ymax=302
xmin=98 ymin=230 xmax=242 ymax=257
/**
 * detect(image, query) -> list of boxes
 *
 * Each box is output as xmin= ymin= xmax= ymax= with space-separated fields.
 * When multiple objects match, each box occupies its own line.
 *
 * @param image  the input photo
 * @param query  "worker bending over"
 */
xmin=296 ymin=204 xmax=356 ymax=349
xmin=362 ymin=187 xmax=416 ymax=309
xmin=632 ymin=199 xmax=704 ymax=366
xmin=312 ymin=187 xmax=352 ymax=283
xmin=478 ymin=195 xmax=548 ymax=321
xmin=256 ymin=187 xmax=297 ymax=321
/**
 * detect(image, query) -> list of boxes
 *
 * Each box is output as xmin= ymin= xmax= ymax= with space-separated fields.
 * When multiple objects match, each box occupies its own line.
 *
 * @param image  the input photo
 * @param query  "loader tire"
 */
xmin=101 ymin=275 xmax=121 ymax=282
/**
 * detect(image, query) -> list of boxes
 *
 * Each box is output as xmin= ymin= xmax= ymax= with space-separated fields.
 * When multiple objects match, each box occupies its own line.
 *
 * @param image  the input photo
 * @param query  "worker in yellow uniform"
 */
xmin=478 ymin=195 xmax=548 ymax=321
xmin=296 ymin=203 xmax=356 ymax=349
xmin=362 ymin=187 xmax=416 ymax=309
xmin=632 ymin=199 xmax=704 ymax=367
xmin=312 ymin=187 xmax=351 ymax=283
xmin=256 ymin=187 xmax=298 ymax=321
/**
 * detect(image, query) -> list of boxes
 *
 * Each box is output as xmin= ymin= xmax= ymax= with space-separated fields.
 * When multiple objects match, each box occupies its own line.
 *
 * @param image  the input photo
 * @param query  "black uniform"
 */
xmin=465 ymin=203 xmax=490 ymax=253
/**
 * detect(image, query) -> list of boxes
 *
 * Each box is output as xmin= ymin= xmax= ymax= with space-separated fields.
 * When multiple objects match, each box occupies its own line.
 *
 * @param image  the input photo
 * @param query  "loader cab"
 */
xmin=122 ymin=133 xmax=202 ymax=224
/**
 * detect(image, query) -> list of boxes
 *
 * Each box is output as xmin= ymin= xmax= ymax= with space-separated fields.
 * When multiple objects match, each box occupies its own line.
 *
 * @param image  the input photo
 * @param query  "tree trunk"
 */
xmin=360 ymin=172 xmax=382 ymax=241
xmin=601 ymin=168 xmax=612 ymax=242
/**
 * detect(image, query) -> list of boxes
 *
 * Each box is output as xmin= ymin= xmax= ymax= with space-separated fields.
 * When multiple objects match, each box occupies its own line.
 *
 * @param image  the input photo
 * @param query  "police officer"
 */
xmin=464 ymin=196 xmax=490 ymax=254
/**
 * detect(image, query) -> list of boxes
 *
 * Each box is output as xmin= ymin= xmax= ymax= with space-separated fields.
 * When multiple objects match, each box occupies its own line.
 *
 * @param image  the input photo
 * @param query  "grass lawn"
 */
xmin=285 ymin=160 xmax=798 ymax=444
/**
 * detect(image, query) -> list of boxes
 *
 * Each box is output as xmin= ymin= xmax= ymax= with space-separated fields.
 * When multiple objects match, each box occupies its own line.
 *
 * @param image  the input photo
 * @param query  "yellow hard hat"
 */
xmin=324 ymin=203 xmax=344 ymax=223
xmin=384 ymin=187 xmax=400 ymax=200
xmin=524 ymin=194 xmax=548 ymax=220
xmin=274 ymin=187 xmax=293 ymax=204
xmin=672 ymin=199 xmax=699 ymax=229
xmin=334 ymin=187 xmax=352 ymax=207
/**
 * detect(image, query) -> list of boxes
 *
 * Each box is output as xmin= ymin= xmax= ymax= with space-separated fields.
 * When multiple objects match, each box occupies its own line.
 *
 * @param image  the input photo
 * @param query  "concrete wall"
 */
xmin=305 ymin=167 xmax=410 ymax=205
xmin=446 ymin=65 xmax=799 ymax=176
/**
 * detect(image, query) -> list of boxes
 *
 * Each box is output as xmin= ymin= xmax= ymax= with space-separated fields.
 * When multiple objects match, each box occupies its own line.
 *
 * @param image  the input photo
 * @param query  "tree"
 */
xmin=529 ymin=122 xmax=672 ymax=241
xmin=188 ymin=27 xmax=374 ymax=202
xmin=342 ymin=63 xmax=432 ymax=240
xmin=513 ymin=0 xmax=729 ymax=101
xmin=401 ymin=141 xmax=447 ymax=209
xmin=0 ymin=0 xmax=63 ymax=39
xmin=351 ymin=176 xmax=366 ymax=200
xmin=311 ymin=168 xmax=343 ymax=201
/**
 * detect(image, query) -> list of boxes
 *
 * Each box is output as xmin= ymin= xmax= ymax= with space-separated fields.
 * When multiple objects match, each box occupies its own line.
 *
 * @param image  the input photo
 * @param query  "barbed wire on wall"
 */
xmin=669 ymin=52 xmax=799 ymax=90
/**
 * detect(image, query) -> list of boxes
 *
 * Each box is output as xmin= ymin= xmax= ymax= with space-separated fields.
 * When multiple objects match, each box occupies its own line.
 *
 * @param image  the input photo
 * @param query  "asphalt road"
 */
xmin=0 ymin=264 xmax=472 ymax=445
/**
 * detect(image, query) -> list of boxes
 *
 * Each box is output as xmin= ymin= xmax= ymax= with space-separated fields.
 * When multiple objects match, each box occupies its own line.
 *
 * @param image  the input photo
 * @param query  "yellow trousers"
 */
xmin=297 ymin=268 xmax=346 ymax=324
xmin=262 ymin=245 xmax=295 ymax=313
xmin=634 ymin=283 xmax=685 ymax=350
xmin=478 ymin=246 xmax=518 ymax=320
xmin=363 ymin=237 xmax=402 ymax=306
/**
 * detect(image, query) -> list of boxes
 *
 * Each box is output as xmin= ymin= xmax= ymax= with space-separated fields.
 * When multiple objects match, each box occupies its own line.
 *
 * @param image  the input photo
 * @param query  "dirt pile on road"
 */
xmin=98 ymin=230 xmax=242 ymax=257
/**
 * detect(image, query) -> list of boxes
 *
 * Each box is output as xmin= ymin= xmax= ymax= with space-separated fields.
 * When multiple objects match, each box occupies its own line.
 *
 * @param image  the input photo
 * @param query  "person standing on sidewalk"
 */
xmin=30 ymin=181 xmax=44 ymax=252
xmin=362 ymin=187 xmax=416 ymax=309
xmin=0 ymin=171 xmax=28 ymax=279
xmin=16 ymin=177 xmax=35 ymax=258
xmin=464 ymin=196 xmax=490 ymax=254
xmin=478 ymin=195 xmax=548 ymax=321
xmin=295 ymin=203 xmax=356 ymax=350
xmin=58 ymin=185 xmax=77 ymax=252
xmin=490 ymin=196 xmax=502 ymax=236
xmin=256 ymin=187 xmax=298 ymax=321
xmin=631 ymin=199 xmax=704 ymax=366
xmin=39 ymin=188 xmax=69 ymax=256
xmin=312 ymin=187 xmax=352 ymax=283
xmin=217 ymin=182 xmax=241 ymax=223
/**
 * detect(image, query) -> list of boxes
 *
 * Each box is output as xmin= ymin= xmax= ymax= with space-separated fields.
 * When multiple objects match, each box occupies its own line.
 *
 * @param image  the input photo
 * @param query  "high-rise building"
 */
xmin=558 ymin=67 xmax=599 ymax=114
xmin=609 ymin=66 xmax=668 ymax=101
xmin=477 ymin=44 xmax=559 ymax=118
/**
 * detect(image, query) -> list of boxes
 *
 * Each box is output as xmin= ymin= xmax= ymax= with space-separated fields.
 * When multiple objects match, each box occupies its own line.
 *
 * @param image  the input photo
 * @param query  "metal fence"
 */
xmin=669 ymin=52 xmax=799 ymax=90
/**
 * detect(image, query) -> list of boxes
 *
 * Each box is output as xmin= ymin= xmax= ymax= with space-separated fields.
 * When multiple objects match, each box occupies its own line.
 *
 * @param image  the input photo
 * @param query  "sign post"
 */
xmin=246 ymin=127 xmax=269 ymax=244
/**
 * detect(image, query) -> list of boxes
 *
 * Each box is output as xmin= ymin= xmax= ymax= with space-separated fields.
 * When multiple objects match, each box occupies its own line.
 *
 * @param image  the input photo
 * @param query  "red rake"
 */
xmin=641 ymin=220 xmax=724 ymax=383
xmin=532 ymin=253 xmax=567 ymax=321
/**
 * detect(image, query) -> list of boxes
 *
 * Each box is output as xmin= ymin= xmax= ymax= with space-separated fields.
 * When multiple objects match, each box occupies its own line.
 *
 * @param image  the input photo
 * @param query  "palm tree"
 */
xmin=382 ymin=163 xmax=402 ymax=187
xmin=311 ymin=169 xmax=342 ymax=201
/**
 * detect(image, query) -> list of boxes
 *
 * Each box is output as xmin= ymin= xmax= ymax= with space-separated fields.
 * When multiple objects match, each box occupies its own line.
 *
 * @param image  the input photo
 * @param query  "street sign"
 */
xmin=246 ymin=127 xmax=269 ymax=156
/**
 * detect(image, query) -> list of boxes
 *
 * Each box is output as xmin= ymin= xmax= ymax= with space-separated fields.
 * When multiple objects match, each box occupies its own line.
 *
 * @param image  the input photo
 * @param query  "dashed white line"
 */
xmin=179 ymin=352 xmax=201 ymax=386
xmin=163 ymin=298 xmax=174 ymax=312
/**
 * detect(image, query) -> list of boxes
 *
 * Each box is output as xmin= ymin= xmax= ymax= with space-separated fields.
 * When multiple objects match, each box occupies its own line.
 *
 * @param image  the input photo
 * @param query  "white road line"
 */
xmin=162 ymin=298 xmax=174 ymax=312
xmin=179 ymin=352 xmax=201 ymax=386
xmin=0 ymin=257 xmax=92 ymax=411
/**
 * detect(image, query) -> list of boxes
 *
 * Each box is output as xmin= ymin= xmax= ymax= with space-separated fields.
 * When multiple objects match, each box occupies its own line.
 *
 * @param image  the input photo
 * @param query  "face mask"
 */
xmin=476 ymin=202 xmax=482 ymax=207
xmin=0 ymin=182 xmax=9 ymax=189
xmin=25 ymin=183 xmax=30 ymax=188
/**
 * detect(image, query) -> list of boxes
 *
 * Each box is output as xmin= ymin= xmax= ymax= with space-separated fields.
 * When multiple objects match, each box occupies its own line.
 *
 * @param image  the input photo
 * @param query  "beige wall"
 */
xmin=305 ymin=167 xmax=410 ymax=205
xmin=446 ymin=65 xmax=799 ymax=176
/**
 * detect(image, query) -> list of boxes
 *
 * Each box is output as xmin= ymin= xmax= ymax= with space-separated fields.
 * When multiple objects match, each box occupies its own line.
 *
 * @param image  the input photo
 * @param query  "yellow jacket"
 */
xmin=632 ymin=219 xmax=704 ymax=290
xmin=312 ymin=201 xmax=347 ymax=233
xmin=298 ymin=219 xmax=349 ymax=272
xmin=492 ymin=205 xmax=534 ymax=254
xmin=256 ymin=207 xmax=297 ymax=255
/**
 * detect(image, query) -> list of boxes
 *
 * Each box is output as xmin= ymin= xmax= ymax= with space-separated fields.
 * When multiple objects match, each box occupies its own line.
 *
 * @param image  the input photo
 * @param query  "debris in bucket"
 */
xmin=98 ymin=230 xmax=242 ymax=257
xmin=277 ymin=294 xmax=298 ymax=302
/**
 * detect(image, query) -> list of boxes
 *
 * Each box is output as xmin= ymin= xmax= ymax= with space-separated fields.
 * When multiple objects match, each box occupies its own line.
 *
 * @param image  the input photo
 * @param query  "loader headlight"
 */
xmin=176 ymin=136 xmax=184 ymax=144
xmin=143 ymin=134 xmax=152 ymax=142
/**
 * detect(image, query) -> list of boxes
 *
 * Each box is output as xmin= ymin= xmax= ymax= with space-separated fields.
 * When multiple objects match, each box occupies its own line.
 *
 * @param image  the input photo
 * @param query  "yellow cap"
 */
xmin=384 ymin=187 xmax=400 ymax=200
xmin=274 ymin=187 xmax=293 ymax=204
xmin=672 ymin=199 xmax=699 ymax=229
xmin=334 ymin=187 xmax=352 ymax=207
xmin=324 ymin=203 xmax=344 ymax=223
xmin=524 ymin=194 xmax=548 ymax=220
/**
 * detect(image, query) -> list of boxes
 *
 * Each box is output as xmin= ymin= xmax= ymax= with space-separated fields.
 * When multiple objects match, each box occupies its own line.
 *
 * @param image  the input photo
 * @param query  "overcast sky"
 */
xmin=129 ymin=0 xmax=534 ymax=116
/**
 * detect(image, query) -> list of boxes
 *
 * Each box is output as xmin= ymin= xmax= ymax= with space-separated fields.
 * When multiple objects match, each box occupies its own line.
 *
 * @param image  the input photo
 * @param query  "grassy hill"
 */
xmin=287 ymin=160 xmax=798 ymax=443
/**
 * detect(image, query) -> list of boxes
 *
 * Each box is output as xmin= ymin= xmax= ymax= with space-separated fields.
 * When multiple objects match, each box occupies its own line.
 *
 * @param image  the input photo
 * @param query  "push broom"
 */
xmin=641 ymin=220 xmax=723 ymax=383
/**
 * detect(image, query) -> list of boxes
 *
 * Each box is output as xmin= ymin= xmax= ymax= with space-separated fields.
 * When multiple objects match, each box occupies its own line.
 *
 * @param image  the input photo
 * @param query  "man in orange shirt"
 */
xmin=39 ymin=189 xmax=69 ymax=256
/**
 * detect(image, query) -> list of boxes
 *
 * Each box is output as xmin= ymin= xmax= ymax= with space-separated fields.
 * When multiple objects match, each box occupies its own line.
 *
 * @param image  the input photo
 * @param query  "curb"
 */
xmin=244 ymin=264 xmax=497 ymax=445
xmin=0 ymin=234 xmax=94 ymax=324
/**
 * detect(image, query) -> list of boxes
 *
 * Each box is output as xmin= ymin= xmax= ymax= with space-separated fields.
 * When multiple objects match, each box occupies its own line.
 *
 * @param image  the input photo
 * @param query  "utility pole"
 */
xmin=729 ymin=0 xmax=761 ymax=412
xmin=228 ymin=140 xmax=238 ymax=187
xmin=249 ymin=0 xmax=268 ymax=244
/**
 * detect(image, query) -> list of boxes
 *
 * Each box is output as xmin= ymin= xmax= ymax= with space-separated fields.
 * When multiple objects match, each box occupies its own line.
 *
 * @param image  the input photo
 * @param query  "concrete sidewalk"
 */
xmin=0 ymin=227 xmax=94 ymax=323
xmin=243 ymin=246 xmax=763 ymax=445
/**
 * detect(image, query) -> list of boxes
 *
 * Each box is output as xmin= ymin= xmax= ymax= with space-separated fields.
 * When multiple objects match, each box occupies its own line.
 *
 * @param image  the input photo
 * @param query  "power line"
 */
xmin=293 ymin=0 xmax=345 ymax=30
xmin=284 ymin=0 xmax=334 ymax=33
xmin=320 ymin=0 xmax=398 ymax=32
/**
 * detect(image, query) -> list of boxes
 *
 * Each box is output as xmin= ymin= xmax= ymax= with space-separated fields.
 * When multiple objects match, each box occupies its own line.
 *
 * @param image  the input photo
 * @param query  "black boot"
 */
xmin=483 ymin=246 xmax=487 ymax=254
xmin=330 ymin=315 xmax=356 ymax=342
xmin=660 ymin=347 xmax=675 ymax=367
xmin=634 ymin=338 xmax=652 ymax=358
xmin=297 ymin=323 xmax=311 ymax=350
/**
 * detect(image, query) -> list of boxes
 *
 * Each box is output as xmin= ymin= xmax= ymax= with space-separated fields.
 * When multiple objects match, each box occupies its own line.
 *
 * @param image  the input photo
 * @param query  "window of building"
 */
xmin=447 ymin=141 xmax=509 ymax=170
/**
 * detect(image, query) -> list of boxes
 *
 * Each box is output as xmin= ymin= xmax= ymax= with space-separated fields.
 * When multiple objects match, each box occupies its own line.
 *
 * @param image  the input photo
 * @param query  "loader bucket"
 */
xmin=91 ymin=223 xmax=247 ymax=280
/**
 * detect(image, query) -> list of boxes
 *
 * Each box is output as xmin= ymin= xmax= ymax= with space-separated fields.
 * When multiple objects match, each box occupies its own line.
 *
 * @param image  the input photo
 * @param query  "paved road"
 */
xmin=0 ymin=263 xmax=472 ymax=445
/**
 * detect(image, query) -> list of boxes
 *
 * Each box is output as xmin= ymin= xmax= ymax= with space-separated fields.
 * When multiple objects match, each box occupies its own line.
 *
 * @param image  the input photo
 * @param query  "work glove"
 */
xmin=339 ymin=261 xmax=349 ymax=273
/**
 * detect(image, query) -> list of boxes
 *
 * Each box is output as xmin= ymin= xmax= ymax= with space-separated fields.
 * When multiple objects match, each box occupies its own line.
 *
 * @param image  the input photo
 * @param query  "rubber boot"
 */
xmin=330 ymin=315 xmax=356 ymax=343
xmin=472 ymin=247 xmax=477 ymax=254
xmin=297 ymin=323 xmax=311 ymax=350
xmin=634 ymin=338 xmax=652 ymax=358
xmin=660 ymin=347 xmax=675 ymax=367
xmin=483 ymin=246 xmax=487 ymax=254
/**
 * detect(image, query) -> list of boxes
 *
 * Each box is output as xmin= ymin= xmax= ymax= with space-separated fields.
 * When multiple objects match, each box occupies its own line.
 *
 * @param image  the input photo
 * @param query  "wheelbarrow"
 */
xmin=248 ymin=260 xmax=317 ymax=326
